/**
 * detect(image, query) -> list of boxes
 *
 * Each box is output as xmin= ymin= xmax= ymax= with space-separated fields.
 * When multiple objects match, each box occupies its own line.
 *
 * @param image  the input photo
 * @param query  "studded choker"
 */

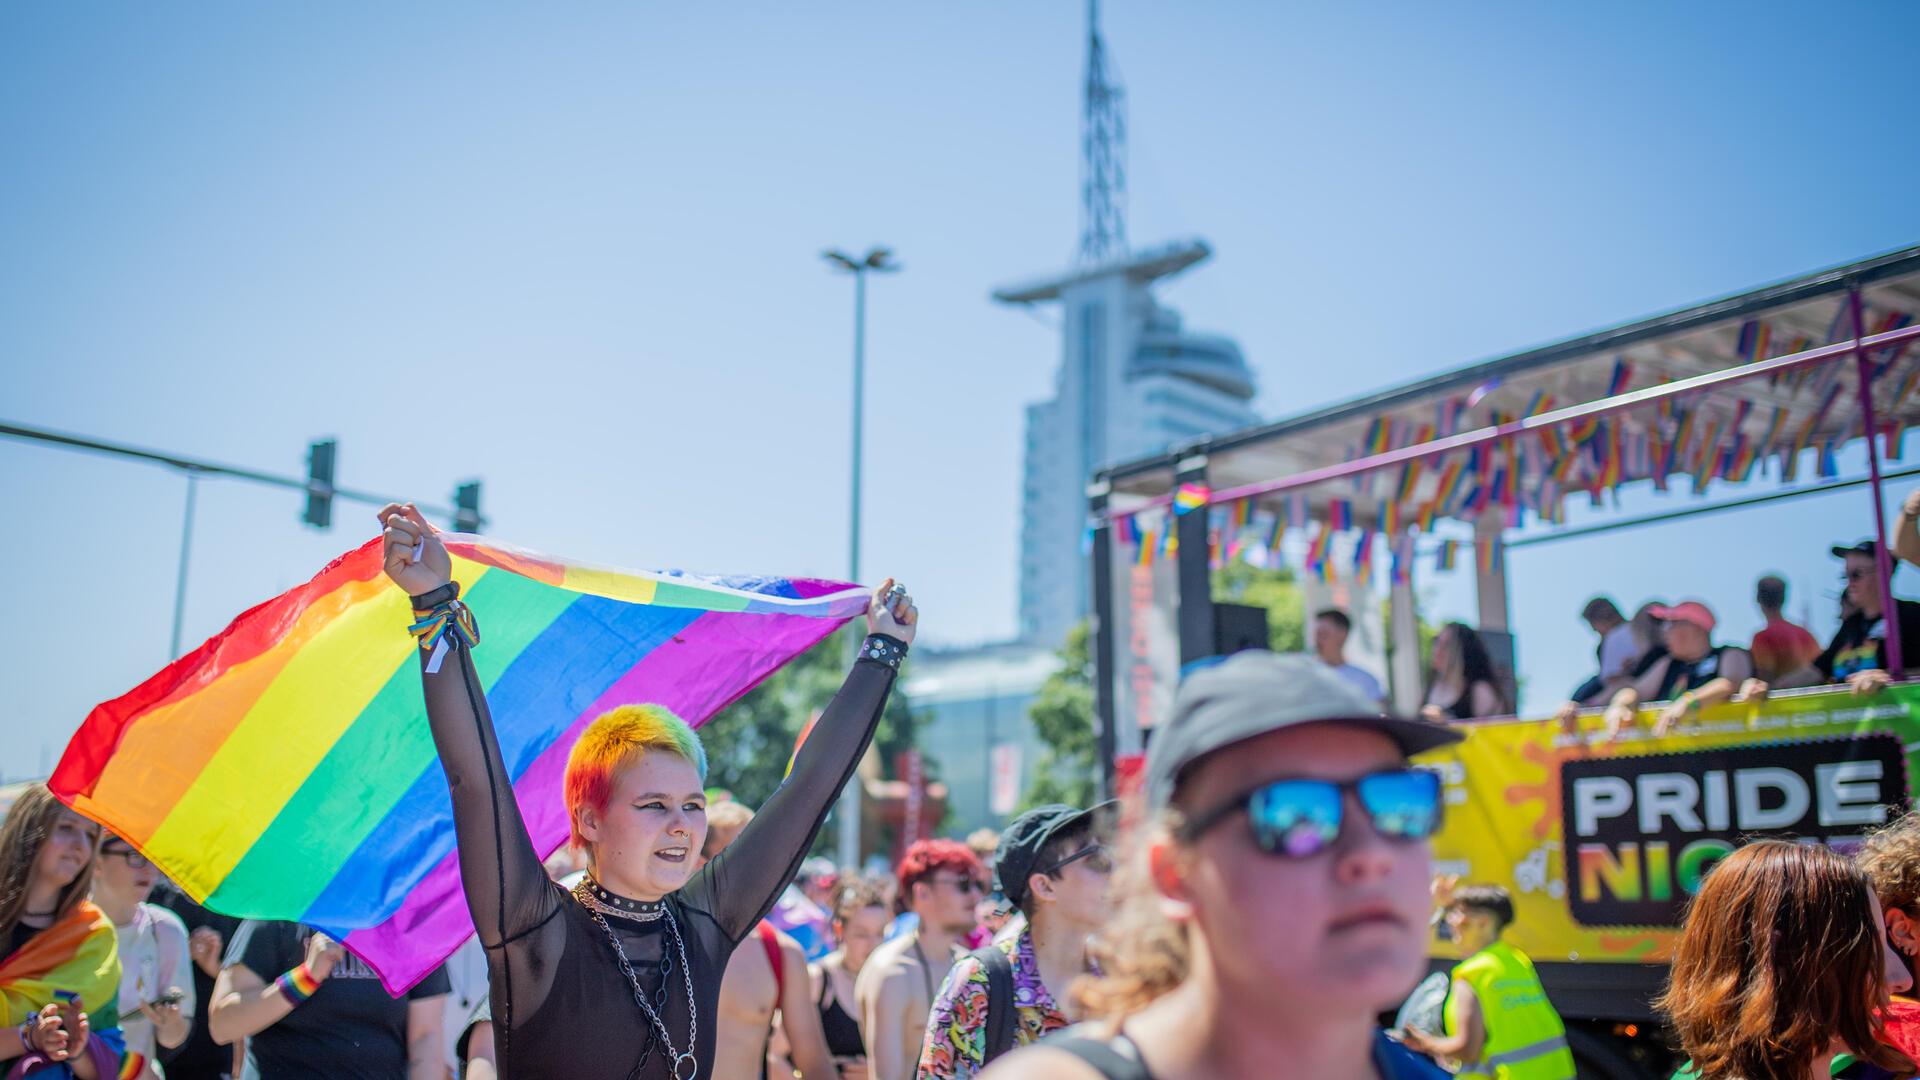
xmin=575 ymin=875 xmax=667 ymax=922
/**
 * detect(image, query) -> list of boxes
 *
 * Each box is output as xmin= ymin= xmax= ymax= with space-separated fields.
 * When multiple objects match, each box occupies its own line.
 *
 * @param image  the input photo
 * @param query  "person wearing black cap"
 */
xmin=981 ymin=652 xmax=1457 ymax=1080
xmin=917 ymin=802 xmax=1115 ymax=1078
xmin=1793 ymin=540 xmax=1920 ymax=694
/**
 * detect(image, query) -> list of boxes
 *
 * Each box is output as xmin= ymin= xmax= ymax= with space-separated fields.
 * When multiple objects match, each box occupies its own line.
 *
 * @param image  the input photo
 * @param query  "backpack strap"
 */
xmin=757 ymin=921 xmax=784 ymax=1002
xmin=1046 ymin=1032 xmax=1157 ymax=1080
xmin=970 ymin=944 xmax=1017 ymax=1064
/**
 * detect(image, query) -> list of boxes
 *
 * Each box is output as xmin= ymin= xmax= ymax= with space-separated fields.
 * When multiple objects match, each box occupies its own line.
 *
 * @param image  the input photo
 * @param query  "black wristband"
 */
xmin=859 ymin=634 xmax=908 ymax=671
xmin=410 ymin=581 xmax=460 ymax=613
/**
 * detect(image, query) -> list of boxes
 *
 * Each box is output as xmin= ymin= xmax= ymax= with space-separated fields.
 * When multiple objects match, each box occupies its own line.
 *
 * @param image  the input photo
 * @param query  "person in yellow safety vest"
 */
xmin=1403 ymin=885 xmax=1575 ymax=1080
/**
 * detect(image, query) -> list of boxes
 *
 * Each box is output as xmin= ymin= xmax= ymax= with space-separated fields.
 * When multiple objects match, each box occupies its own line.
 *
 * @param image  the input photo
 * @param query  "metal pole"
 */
xmin=169 ymin=471 xmax=200 ymax=659
xmin=1851 ymin=286 xmax=1904 ymax=676
xmin=836 ymin=267 xmax=868 ymax=873
xmin=851 ymin=268 xmax=866 ymax=586
xmin=1095 ymin=323 xmax=1920 ymax=520
xmin=1173 ymin=454 xmax=1214 ymax=664
xmin=1088 ymin=480 xmax=1119 ymax=802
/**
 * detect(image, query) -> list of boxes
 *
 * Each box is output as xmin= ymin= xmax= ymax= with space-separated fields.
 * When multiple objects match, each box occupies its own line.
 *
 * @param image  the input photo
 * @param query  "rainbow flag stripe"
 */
xmin=52 ymin=536 xmax=866 ymax=993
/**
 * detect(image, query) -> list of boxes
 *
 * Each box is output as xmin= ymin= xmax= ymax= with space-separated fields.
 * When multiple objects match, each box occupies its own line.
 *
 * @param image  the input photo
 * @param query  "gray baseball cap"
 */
xmin=1145 ymin=651 xmax=1463 ymax=811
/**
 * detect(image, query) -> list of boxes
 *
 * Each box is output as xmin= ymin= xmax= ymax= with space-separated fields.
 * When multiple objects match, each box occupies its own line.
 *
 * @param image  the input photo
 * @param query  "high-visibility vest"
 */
xmin=1444 ymin=940 xmax=1576 ymax=1080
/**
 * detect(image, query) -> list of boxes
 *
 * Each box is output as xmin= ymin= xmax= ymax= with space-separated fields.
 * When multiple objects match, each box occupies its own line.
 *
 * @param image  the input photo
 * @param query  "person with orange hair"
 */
xmin=857 ymin=840 xmax=986 ymax=1080
xmin=1660 ymin=840 xmax=1912 ymax=1080
xmin=376 ymin=503 xmax=919 ymax=1080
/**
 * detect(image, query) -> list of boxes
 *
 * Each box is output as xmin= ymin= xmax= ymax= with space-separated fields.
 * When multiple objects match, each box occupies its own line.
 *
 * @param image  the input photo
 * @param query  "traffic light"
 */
xmin=303 ymin=439 xmax=337 ymax=528
xmin=453 ymin=481 xmax=483 ymax=533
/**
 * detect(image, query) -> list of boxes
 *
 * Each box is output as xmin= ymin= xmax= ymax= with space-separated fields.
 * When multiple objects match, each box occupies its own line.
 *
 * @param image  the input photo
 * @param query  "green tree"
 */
xmin=1019 ymin=622 xmax=1098 ymax=811
xmin=701 ymin=629 xmax=923 ymax=811
xmin=1212 ymin=561 xmax=1308 ymax=652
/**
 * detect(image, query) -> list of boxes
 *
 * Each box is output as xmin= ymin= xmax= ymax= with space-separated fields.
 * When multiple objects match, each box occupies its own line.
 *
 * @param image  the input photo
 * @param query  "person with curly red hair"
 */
xmin=857 ymin=840 xmax=985 ymax=1080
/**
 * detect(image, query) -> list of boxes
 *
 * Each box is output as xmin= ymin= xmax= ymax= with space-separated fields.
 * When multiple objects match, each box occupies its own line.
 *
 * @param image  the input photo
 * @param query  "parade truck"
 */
xmin=1084 ymin=245 xmax=1920 ymax=1077
xmin=1415 ymin=685 xmax=1920 ymax=1078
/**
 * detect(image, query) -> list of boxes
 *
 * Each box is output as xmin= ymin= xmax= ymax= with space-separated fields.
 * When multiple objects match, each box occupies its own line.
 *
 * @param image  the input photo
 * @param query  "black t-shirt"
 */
xmin=3 ymin=920 xmax=42 ymax=965
xmin=152 ymin=881 xmax=245 ymax=1080
xmin=226 ymin=921 xmax=449 ymax=1080
xmin=1816 ymin=599 xmax=1920 ymax=681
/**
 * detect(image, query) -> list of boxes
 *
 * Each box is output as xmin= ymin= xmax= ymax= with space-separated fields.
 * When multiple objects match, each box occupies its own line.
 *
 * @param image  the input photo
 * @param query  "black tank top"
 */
xmin=416 ymin=612 xmax=902 ymax=1080
xmin=817 ymin=967 xmax=865 ymax=1058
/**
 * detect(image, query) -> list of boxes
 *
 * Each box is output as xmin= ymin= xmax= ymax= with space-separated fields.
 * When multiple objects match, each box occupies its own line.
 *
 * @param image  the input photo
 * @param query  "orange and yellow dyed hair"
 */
xmin=563 ymin=704 xmax=708 ymax=848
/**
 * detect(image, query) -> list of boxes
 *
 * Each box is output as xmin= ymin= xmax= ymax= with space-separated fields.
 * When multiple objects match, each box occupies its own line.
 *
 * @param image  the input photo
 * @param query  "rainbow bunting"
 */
xmin=1363 ymin=416 xmax=1392 ymax=456
xmin=1759 ymin=406 xmax=1788 ymax=454
xmin=1436 ymin=539 xmax=1459 ymax=572
xmin=1606 ymin=359 xmax=1633 ymax=397
xmin=1352 ymin=529 xmax=1375 ymax=586
xmin=1476 ymin=537 xmax=1504 ymax=575
xmin=1305 ymin=522 xmax=1332 ymax=582
xmin=1466 ymin=377 xmax=1504 ymax=409
xmin=1390 ymin=532 xmax=1414 ymax=587
xmin=1736 ymin=320 xmax=1771 ymax=363
xmin=1330 ymin=499 xmax=1353 ymax=532
xmin=1173 ymin=482 xmax=1210 ymax=516
xmin=51 ymin=536 xmax=869 ymax=994
xmin=1818 ymin=440 xmax=1840 ymax=479
xmin=1137 ymin=529 xmax=1156 ymax=567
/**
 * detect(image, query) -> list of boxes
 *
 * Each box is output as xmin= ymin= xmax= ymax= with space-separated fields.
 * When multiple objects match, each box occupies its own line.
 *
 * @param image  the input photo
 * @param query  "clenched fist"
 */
xmin=376 ymin=503 xmax=452 ymax=597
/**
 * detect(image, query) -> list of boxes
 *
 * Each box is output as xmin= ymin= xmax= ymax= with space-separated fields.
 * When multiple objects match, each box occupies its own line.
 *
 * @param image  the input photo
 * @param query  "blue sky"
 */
xmin=5 ymin=2 xmax=1920 ymax=773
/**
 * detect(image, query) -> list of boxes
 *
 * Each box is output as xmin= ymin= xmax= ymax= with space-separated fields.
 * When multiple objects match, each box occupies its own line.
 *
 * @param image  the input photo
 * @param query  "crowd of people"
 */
xmin=10 ymin=499 xmax=1920 ymax=1079
xmin=1301 ymin=489 xmax=1920 ymax=739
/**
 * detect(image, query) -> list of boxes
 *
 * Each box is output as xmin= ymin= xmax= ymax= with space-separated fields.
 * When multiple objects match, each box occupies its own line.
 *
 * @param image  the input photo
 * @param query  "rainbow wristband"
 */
xmin=274 ymin=963 xmax=322 ymax=1005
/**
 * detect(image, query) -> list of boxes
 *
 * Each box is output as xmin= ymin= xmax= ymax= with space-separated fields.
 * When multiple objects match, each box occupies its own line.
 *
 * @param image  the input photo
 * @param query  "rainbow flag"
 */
xmin=52 ymin=536 xmax=867 ymax=994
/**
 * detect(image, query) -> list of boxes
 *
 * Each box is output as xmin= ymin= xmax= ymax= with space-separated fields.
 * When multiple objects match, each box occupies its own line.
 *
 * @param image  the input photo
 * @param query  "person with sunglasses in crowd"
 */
xmin=1401 ymin=884 xmax=1573 ymax=1080
xmin=858 ymin=840 xmax=986 ymax=1080
xmin=918 ymin=801 xmax=1116 ymax=1077
xmin=982 ymin=651 xmax=1459 ymax=1080
xmin=1764 ymin=540 xmax=1920 ymax=698
xmin=91 ymin=832 xmax=193 ymax=1080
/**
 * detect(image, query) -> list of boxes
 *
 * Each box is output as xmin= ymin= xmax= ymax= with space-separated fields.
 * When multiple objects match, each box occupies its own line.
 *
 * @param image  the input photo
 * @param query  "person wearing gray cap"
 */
xmin=918 ymin=801 xmax=1116 ymax=1077
xmin=980 ymin=652 xmax=1459 ymax=1080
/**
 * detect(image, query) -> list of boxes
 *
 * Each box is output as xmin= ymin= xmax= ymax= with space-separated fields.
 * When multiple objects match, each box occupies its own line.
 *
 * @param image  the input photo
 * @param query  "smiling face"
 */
xmin=576 ymin=750 xmax=708 ymax=900
xmin=1156 ymin=724 xmax=1432 ymax=1013
xmin=34 ymin=809 xmax=99 ymax=895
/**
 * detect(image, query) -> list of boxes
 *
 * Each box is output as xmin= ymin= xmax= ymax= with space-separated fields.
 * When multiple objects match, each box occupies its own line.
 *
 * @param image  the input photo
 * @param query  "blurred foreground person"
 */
xmin=983 ymin=652 xmax=1459 ymax=1080
xmin=1659 ymin=841 xmax=1910 ymax=1080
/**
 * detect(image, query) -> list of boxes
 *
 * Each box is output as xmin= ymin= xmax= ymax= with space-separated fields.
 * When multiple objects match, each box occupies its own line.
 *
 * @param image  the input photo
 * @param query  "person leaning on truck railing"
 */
xmin=1553 ymin=600 xmax=1762 ymax=742
xmin=1760 ymin=528 xmax=1920 ymax=699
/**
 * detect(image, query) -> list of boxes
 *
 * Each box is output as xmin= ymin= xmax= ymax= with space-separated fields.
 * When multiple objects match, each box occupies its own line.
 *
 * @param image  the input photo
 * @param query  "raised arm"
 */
xmin=690 ymin=580 xmax=919 ymax=942
xmin=379 ymin=505 xmax=556 ymax=950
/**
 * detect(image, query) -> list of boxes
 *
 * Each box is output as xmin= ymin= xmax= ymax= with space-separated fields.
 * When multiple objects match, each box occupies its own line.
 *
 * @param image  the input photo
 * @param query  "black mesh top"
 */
xmin=418 ymin=614 xmax=899 ymax=1080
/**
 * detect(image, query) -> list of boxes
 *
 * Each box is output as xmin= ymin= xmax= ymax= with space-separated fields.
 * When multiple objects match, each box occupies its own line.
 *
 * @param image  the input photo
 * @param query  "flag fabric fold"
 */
xmin=52 ymin=535 xmax=866 ymax=993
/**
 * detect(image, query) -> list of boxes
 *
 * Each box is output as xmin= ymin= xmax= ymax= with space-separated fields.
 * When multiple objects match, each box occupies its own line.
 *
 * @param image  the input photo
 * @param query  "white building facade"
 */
xmin=1001 ymin=241 xmax=1260 ymax=647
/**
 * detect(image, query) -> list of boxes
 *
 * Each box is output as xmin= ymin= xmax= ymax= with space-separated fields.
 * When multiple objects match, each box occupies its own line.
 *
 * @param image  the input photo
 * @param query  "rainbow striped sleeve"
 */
xmin=51 ymin=535 xmax=866 ymax=994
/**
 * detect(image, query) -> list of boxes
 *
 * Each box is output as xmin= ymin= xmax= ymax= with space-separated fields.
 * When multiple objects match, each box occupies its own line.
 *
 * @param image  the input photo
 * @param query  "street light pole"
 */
xmin=822 ymin=245 xmax=899 ymax=872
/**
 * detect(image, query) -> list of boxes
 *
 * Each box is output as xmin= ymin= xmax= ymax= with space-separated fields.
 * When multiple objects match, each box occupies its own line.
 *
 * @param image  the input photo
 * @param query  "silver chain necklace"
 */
xmin=576 ymin=879 xmax=699 ymax=1080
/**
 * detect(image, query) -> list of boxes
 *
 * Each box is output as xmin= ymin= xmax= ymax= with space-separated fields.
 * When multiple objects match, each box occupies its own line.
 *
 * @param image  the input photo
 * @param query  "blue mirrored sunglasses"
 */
xmin=1178 ymin=769 xmax=1444 ymax=858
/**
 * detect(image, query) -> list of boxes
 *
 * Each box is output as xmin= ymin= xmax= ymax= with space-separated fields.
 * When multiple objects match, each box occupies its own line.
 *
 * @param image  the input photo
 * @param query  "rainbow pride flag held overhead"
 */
xmin=52 ymin=535 xmax=867 ymax=994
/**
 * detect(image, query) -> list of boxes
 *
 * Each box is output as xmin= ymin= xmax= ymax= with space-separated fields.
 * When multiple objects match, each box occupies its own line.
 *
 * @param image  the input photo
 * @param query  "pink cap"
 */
xmin=1649 ymin=600 xmax=1716 ymax=633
